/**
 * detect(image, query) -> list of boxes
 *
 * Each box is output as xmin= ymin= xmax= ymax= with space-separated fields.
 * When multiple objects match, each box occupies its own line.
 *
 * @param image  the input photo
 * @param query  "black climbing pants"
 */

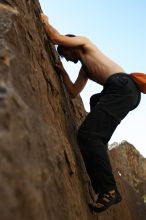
xmin=77 ymin=73 xmax=141 ymax=194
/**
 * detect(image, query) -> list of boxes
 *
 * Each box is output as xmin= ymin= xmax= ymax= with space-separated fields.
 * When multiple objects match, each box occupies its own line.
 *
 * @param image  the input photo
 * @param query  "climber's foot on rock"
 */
xmin=89 ymin=189 xmax=122 ymax=213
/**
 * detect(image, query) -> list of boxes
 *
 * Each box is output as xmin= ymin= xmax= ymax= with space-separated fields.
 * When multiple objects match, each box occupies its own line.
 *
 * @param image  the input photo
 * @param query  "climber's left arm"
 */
xmin=40 ymin=13 xmax=89 ymax=47
xmin=55 ymin=61 xmax=88 ymax=98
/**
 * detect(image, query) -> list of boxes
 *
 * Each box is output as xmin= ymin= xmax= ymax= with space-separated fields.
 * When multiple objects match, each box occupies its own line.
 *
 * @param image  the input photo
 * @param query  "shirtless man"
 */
xmin=40 ymin=14 xmax=141 ymax=213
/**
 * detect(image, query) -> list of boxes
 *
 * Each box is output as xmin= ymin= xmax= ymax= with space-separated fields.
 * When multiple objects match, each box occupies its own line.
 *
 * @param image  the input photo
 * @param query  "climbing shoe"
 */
xmin=89 ymin=189 xmax=122 ymax=213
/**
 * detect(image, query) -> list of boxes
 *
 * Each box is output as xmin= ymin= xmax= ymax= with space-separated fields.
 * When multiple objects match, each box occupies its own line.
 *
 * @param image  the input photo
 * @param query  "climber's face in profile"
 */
xmin=57 ymin=46 xmax=79 ymax=64
xmin=63 ymin=48 xmax=78 ymax=63
xmin=57 ymin=34 xmax=79 ymax=63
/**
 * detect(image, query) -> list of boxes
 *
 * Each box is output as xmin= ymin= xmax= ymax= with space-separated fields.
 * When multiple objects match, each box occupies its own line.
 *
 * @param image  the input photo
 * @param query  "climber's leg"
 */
xmin=77 ymin=107 xmax=118 ymax=194
xmin=77 ymin=73 xmax=141 ymax=195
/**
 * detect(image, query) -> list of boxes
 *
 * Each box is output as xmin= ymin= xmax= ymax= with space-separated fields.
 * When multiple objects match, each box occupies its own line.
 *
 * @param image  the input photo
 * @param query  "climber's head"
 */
xmin=57 ymin=34 xmax=79 ymax=64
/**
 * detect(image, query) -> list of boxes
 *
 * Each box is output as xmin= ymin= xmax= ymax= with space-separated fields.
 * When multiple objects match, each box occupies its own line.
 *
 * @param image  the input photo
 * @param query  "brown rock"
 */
xmin=0 ymin=0 xmax=146 ymax=219
xmin=110 ymin=141 xmax=146 ymax=201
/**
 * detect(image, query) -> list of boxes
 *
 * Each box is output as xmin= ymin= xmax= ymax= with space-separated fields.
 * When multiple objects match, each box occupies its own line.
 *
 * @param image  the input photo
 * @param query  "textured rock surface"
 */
xmin=110 ymin=141 xmax=146 ymax=200
xmin=0 ymin=0 xmax=146 ymax=220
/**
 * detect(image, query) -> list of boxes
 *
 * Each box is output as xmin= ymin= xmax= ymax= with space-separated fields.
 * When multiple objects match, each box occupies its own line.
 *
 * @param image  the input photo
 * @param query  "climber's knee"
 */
xmin=77 ymin=125 xmax=108 ymax=154
xmin=77 ymin=125 xmax=97 ymax=145
xmin=77 ymin=126 xmax=87 ymax=144
xmin=90 ymin=93 xmax=101 ymax=111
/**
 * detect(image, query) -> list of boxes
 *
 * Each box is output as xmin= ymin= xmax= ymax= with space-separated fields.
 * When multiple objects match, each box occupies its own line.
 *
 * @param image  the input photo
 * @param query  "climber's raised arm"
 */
xmin=40 ymin=13 xmax=89 ymax=47
xmin=55 ymin=61 xmax=88 ymax=98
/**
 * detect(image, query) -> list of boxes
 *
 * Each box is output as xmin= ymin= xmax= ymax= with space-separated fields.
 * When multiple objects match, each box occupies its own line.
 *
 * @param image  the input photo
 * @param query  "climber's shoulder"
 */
xmin=53 ymin=35 xmax=91 ymax=48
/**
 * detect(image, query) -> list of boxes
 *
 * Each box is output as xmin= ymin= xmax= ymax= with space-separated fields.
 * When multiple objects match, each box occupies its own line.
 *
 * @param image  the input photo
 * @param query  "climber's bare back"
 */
xmin=79 ymin=41 xmax=125 ymax=85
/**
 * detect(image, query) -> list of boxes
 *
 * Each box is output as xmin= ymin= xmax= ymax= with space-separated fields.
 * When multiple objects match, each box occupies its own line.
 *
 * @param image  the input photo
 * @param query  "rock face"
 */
xmin=0 ymin=0 xmax=146 ymax=220
xmin=110 ymin=141 xmax=146 ymax=201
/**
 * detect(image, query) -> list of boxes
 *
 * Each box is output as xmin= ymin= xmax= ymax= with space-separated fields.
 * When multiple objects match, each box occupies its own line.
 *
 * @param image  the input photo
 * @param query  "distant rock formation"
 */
xmin=110 ymin=141 xmax=146 ymax=202
xmin=0 ymin=0 xmax=146 ymax=219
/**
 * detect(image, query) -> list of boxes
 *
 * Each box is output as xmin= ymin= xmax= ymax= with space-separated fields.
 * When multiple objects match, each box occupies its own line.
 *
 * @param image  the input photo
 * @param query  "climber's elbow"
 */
xmin=70 ymin=94 xmax=76 ymax=99
xmin=66 ymin=85 xmax=80 ymax=99
xmin=69 ymin=91 xmax=79 ymax=99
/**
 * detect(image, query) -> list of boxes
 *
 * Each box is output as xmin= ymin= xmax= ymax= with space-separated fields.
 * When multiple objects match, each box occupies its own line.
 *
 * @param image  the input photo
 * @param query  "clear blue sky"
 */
xmin=39 ymin=0 xmax=146 ymax=157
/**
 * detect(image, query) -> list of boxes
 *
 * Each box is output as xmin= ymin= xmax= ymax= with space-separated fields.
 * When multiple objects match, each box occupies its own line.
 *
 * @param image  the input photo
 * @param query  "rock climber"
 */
xmin=40 ymin=13 xmax=141 ymax=213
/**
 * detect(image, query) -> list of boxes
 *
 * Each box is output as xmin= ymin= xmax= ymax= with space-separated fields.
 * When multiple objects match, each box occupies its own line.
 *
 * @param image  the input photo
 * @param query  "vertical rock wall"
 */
xmin=0 ymin=1 xmax=146 ymax=220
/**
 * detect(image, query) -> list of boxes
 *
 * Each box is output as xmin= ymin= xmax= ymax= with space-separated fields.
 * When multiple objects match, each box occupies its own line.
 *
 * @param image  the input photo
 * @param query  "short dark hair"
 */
xmin=57 ymin=34 xmax=76 ymax=57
